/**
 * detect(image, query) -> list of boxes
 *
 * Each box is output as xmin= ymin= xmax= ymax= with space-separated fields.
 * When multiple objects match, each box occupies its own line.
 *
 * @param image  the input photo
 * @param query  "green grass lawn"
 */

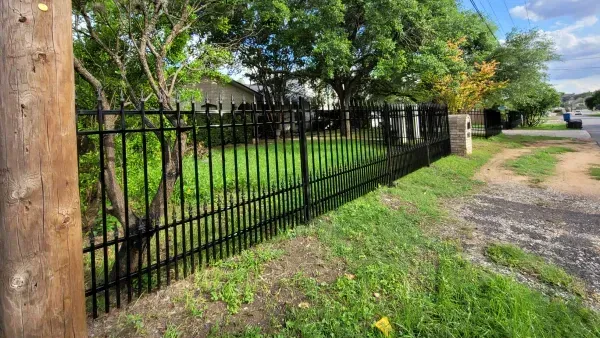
xmin=486 ymin=243 xmax=585 ymax=296
xmin=589 ymin=113 xmax=600 ymax=117
xmin=590 ymin=166 xmax=600 ymax=180
xmin=517 ymin=122 xmax=568 ymax=130
xmin=505 ymin=146 xmax=575 ymax=183
xmin=83 ymin=136 xmax=386 ymax=214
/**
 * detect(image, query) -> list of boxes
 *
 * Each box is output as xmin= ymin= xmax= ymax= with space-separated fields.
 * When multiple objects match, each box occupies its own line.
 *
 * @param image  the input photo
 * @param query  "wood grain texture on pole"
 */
xmin=0 ymin=0 xmax=87 ymax=337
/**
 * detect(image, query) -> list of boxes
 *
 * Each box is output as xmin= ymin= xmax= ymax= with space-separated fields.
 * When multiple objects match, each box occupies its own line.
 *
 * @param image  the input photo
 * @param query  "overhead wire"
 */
xmin=482 ymin=0 xmax=506 ymax=36
xmin=522 ymin=1 xmax=532 ymax=28
xmin=502 ymin=0 xmax=516 ymax=27
xmin=468 ymin=0 xmax=499 ymax=44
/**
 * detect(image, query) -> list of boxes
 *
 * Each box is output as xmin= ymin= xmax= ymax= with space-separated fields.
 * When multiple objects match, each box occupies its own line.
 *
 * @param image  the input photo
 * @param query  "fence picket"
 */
xmin=76 ymin=99 xmax=451 ymax=317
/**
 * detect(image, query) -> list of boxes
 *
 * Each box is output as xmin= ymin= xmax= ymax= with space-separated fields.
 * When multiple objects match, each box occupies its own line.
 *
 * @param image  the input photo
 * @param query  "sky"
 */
xmin=461 ymin=0 xmax=600 ymax=94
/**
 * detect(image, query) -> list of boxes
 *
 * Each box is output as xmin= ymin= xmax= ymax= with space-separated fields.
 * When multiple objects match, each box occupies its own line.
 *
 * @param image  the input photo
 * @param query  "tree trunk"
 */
xmin=0 ymin=0 xmax=87 ymax=336
xmin=333 ymin=85 xmax=351 ymax=138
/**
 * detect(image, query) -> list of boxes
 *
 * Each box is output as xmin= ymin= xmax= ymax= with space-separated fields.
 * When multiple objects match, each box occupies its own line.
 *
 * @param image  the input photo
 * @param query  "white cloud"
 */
xmin=542 ymin=16 xmax=600 ymax=58
xmin=510 ymin=0 xmax=600 ymax=21
xmin=541 ymin=16 xmax=600 ymax=92
xmin=551 ymin=75 xmax=600 ymax=93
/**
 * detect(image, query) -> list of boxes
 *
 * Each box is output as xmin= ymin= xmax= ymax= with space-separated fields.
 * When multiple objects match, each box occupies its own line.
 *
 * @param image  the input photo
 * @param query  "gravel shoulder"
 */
xmin=447 ymin=140 xmax=600 ymax=301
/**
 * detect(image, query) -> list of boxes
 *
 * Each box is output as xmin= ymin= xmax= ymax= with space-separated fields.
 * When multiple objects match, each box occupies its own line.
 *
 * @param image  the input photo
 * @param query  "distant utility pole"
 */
xmin=0 ymin=0 xmax=87 ymax=337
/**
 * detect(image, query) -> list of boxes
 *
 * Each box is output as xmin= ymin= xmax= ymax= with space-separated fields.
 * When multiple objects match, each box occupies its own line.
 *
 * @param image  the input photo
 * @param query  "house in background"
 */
xmin=194 ymin=78 xmax=263 ymax=110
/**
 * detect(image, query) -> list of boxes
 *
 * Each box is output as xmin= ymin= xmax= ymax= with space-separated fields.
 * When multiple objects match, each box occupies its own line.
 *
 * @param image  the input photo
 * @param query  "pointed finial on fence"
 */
xmin=280 ymin=95 xmax=284 ymax=106
xmin=231 ymin=94 xmax=235 ymax=106
xmin=242 ymin=95 xmax=247 ymax=105
xmin=253 ymin=95 xmax=257 ymax=105
xmin=120 ymin=89 xmax=124 ymax=102
xmin=191 ymin=93 xmax=195 ymax=104
xmin=219 ymin=92 xmax=223 ymax=104
xmin=176 ymin=92 xmax=181 ymax=103
xmin=96 ymin=86 xmax=102 ymax=100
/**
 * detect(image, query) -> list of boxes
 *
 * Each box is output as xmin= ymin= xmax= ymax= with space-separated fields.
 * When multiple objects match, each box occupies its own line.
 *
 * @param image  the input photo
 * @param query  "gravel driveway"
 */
xmin=457 ymin=183 xmax=600 ymax=293
xmin=447 ymin=140 xmax=600 ymax=298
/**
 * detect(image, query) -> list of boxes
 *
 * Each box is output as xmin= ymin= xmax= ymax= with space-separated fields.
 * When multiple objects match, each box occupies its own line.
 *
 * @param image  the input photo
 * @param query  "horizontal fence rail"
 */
xmin=468 ymin=109 xmax=503 ymax=138
xmin=77 ymin=97 xmax=451 ymax=317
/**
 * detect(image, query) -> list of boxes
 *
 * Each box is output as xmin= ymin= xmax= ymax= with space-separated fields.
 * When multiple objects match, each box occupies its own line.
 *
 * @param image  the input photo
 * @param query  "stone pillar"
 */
xmin=448 ymin=114 xmax=472 ymax=156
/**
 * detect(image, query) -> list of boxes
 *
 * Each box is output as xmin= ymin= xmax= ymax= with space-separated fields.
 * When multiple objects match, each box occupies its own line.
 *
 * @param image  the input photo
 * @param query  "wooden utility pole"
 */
xmin=0 ymin=0 xmax=87 ymax=336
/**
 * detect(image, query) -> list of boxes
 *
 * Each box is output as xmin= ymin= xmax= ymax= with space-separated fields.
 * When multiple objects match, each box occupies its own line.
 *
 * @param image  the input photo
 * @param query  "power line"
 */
xmin=483 ymin=0 xmax=506 ymax=35
xmin=469 ymin=0 xmax=499 ymax=44
xmin=523 ymin=1 xmax=532 ymax=28
xmin=502 ymin=0 xmax=516 ymax=27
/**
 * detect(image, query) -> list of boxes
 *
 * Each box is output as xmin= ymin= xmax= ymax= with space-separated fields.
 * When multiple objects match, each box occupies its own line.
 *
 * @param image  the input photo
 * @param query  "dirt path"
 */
xmin=448 ymin=140 xmax=600 ymax=300
xmin=546 ymin=141 xmax=600 ymax=199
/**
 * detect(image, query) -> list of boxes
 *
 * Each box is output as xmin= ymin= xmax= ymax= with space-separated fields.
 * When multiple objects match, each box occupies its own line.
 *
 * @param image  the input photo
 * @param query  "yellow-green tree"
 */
xmin=433 ymin=38 xmax=506 ymax=113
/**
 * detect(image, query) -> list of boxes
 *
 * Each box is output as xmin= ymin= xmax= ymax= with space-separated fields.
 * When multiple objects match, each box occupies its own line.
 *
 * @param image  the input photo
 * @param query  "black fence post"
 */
xmin=444 ymin=105 xmax=451 ymax=153
xmin=423 ymin=105 xmax=431 ymax=167
xmin=298 ymin=97 xmax=311 ymax=223
xmin=483 ymin=108 xmax=489 ymax=138
xmin=382 ymin=102 xmax=393 ymax=185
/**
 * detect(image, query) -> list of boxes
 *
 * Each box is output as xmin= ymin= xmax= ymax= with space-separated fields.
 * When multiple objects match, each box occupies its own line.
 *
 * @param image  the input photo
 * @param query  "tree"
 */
xmin=432 ymin=38 xmax=506 ymax=113
xmin=585 ymin=91 xmax=600 ymax=110
xmin=72 ymin=0 xmax=241 ymax=279
xmin=512 ymin=83 xmax=561 ymax=127
xmin=229 ymin=0 xmax=296 ymax=103
xmin=485 ymin=29 xmax=559 ymax=108
xmin=368 ymin=3 xmax=498 ymax=102
xmin=282 ymin=0 xmax=431 ymax=135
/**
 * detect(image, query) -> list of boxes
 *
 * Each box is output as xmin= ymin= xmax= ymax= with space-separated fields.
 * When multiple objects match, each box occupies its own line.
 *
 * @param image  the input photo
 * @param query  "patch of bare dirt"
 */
xmin=544 ymin=141 xmax=600 ymax=199
xmin=380 ymin=193 xmax=418 ymax=213
xmin=476 ymin=140 xmax=600 ymax=200
xmin=88 ymin=236 xmax=345 ymax=337
xmin=475 ymin=147 xmax=531 ymax=184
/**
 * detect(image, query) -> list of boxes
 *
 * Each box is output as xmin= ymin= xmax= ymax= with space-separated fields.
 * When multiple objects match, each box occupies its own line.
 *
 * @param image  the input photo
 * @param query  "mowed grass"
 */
xmin=590 ymin=166 xmax=600 ymax=180
xmin=486 ymin=243 xmax=586 ymax=296
xmin=518 ymin=122 xmax=568 ymax=130
xmin=505 ymin=146 xmax=575 ymax=183
xmin=213 ymin=136 xmax=599 ymax=337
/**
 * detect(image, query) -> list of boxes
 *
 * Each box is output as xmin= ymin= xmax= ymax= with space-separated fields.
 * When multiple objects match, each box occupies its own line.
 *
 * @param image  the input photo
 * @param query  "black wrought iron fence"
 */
xmin=77 ymin=97 xmax=450 ymax=317
xmin=468 ymin=109 xmax=503 ymax=138
xmin=503 ymin=110 xmax=523 ymax=130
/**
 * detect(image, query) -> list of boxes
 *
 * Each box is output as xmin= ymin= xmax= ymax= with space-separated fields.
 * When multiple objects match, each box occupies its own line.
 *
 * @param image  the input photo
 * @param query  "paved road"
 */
xmin=520 ymin=109 xmax=600 ymax=144
xmin=579 ymin=110 xmax=600 ymax=144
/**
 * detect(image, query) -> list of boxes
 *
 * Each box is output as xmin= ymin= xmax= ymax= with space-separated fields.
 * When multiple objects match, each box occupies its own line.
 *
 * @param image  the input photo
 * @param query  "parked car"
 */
xmin=575 ymin=110 xmax=582 ymax=115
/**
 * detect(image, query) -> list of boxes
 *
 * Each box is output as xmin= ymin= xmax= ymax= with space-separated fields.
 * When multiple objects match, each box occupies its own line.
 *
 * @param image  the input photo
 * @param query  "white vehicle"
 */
xmin=575 ymin=110 xmax=582 ymax=115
